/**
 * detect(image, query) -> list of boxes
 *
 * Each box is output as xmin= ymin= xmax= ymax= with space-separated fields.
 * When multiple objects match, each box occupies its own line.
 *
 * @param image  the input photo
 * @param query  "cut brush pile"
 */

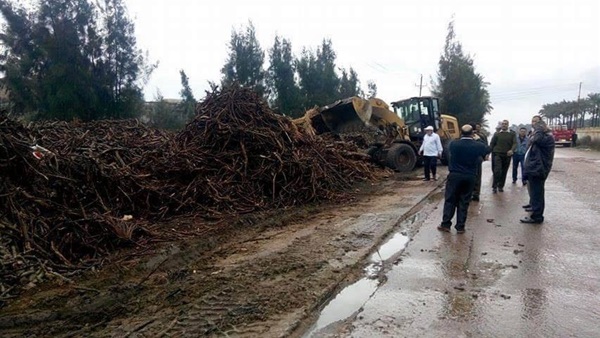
xmin=0 ymin=86 xmax=385 ymax=304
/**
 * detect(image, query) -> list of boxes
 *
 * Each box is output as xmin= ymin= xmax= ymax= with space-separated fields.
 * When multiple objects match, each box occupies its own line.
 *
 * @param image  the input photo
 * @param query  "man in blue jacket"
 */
xmin=438 ymin=124 xmax=491 ymax=234
xmin=512 ymin=127 xmax=529 ymax=185
xmin=521 ymin=116 xmax=555 ymax=224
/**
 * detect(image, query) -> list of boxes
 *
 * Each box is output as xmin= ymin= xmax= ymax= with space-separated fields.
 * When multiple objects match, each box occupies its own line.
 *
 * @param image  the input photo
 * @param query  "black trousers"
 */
xmin=423 ymin=156 xmax=437 ymax=179
xmin=473 ymin=162 xmax=482 ymax=197
xmin=492 ymin=153 xmax=511 ymax=189
xmin=528 ymin=176 xmax=546 ymax=222
xmin=441 ymin=172 xmax=476 ymax=230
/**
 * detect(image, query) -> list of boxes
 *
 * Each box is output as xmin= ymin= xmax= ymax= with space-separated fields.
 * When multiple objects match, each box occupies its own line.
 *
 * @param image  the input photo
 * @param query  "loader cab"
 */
xmin=391 ymin=96 xmax=441 ymax=141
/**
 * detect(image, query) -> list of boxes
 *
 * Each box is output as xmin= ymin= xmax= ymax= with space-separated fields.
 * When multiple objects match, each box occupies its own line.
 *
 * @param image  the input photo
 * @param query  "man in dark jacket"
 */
xmin=438 ymin=125 xmax=490 ymax=233
xmin=489 ymin=120 xmax=517 ymax=193
xmin=521 ymin=116 xmax=555 ymax=224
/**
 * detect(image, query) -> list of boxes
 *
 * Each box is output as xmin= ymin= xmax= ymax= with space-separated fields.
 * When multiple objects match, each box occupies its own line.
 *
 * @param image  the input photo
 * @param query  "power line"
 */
xmin=490 ymin=84 xmax=580 ymax=99
xmin=492 ymin=91 xmax=579 ymax=103
xmin=490 ymin=84 xmax=582 ymax=103
xmin=490 ymin=82 xmax=580 ymax=96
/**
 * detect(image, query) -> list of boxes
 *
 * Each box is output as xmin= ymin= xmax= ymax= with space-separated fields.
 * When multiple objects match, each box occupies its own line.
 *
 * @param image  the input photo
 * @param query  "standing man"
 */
xmin=521 ymin=116 xmax=555 ymax=224
xmin=438 ymin=125 xmax=490 ymax=234
xmin=512 ymin=127 xmax=529 ymax=185
xmin=489 ymin=120 xmax=517 ymax=193
xmin=419 ymin=125 xmax=443 ymax=181
xmin=471 ymin=122 xmax=489 ymax=201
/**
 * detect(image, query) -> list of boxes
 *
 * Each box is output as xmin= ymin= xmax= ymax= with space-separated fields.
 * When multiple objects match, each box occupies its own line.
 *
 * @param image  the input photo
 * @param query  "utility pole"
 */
xmin=415 ymin=74 xmax=426 ymax=97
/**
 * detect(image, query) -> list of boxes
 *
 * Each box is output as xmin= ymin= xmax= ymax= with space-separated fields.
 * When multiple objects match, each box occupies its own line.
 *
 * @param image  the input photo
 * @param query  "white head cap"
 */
xmin=424 ymin=126 xmax=434 ymax=131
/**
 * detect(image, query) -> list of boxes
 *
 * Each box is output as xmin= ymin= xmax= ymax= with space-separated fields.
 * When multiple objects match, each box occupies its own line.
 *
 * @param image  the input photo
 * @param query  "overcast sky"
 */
xmin=126 ymin=0 xmax=599 ymax=127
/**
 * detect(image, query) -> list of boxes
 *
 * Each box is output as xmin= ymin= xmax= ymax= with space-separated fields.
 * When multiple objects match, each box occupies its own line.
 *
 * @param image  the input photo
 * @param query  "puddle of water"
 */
xmin=305 ymin=230 xmax=411 ymax=336
xmin=371 ymin=232 xmax=410 ymax=263
xmin=365 ymin=232 xmax=410 ymax=278
xmin=304 ymin=278 xmax=379 ymax=337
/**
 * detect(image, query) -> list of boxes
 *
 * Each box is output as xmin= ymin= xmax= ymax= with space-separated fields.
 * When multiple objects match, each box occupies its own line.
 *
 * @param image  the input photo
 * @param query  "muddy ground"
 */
xmin=0 ymin=170 xmax=443 ymax=337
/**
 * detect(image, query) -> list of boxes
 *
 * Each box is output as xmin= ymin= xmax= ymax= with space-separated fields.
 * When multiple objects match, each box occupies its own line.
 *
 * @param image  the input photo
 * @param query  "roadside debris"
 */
xmin=0 ymin=86 xmax=387 ymax=304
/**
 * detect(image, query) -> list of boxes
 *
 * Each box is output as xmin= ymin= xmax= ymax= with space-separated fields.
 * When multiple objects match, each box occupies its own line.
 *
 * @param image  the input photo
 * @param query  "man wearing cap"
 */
xmin=438 ymin=124 xmax=490 ymax=234
xmin=419 ymin=126 xmax=443 ymax=181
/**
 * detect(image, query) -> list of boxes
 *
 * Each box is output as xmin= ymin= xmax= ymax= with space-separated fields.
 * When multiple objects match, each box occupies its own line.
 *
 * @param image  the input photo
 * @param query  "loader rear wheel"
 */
xmin=385 ymin=143 xmax=417 ymax=172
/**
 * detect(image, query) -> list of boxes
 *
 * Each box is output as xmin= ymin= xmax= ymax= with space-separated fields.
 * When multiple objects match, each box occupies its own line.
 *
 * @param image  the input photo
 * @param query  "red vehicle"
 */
xmin=551 ymin=125 xmax=576 ymax=147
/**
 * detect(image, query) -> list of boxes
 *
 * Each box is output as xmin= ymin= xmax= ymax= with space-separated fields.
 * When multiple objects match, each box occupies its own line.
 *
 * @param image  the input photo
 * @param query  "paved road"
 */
xmin=325 ymin=147 xmax=600 ymax=337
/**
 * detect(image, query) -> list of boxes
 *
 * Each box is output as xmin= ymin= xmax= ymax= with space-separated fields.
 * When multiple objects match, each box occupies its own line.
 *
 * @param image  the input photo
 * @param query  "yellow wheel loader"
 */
xmin=390 ymin=96 xmax=460 ymax=166
xmin=307 ymin=96 xmax=459 ymax=172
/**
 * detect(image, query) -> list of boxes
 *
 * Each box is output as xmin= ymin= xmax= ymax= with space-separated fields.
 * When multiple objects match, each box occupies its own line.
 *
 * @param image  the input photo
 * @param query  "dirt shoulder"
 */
xmin=0 ymin=170 xmax=445 ymax=337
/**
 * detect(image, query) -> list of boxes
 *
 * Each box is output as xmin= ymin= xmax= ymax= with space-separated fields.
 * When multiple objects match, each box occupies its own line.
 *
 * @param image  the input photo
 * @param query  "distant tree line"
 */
xmin=0 ymin=4 xmax=491 ymax=130
xmin=0 ymin=0 xmax=156 ymax=121
xmin=224 ymin=20 xmax=492 ymax=123
xmin=220 ymin=21 xmax=364 ymax=118
xmin=539 ymin=93 xmax=600 ymax=128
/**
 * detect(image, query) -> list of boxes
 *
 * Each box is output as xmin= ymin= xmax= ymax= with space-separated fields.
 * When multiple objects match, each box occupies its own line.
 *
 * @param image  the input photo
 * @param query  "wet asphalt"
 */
xmin=308 ymin=147 xmax=600 ymax=337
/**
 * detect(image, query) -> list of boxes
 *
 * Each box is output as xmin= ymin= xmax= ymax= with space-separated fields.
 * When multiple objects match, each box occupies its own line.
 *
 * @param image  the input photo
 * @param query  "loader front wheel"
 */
xmin=385 ymin=143 xmax=417 ymax=172
xmin=366 ymin=146 xmax=379 ymax=157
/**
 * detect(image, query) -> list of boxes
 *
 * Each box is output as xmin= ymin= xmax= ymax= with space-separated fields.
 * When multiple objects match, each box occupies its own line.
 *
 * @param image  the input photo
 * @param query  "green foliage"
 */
xmin=338 ymin=68 xmax=363 ymax=98
xmin=296 ymin=39 xmax=341 ymax=107
xmin=178 ymin=69 xmax=196 ymax=121
xmin=266 ymin=35 xmax=303 ymax=117
xmin=220 ymin=24 xmax=368 ymax=115
xmin=0 ymin=0 xmax=153 ymax=120
xmin=577 ymin=135 xmax=600 ymax=151
xmin=539 ymin=93 xmax=600 ymax=128
xmin=221 ymin=21 xmax=266 ymax=96
xmin=101 ymin=0 xmax=152 ymax=119
xmin=431 ymin=20 xmax=491 ymax=126
xmin=367 ymin=80 xmax=378 ymax=98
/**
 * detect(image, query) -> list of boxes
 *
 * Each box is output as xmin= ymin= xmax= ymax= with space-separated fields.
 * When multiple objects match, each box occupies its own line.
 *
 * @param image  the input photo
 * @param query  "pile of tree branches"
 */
xmin=0 ymin=118 xmax=173 ymax=302
xmin=0 ymin=86 xmax=384 ymax=304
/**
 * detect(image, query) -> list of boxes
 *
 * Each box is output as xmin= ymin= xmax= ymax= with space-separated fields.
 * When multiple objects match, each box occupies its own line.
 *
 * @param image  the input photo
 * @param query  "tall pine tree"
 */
xmin=296 ymin=39 xmax=341 ymax=107
xmin=431 ymin=20 xmax=491 ymax=125
xmin=178 ymin=69 xmax=196 ymax=120
xmin=338 ymin=67 xmax=362 ymax=98
xmin=367 ymin=80 xmax=378 ymax=98
xmin=101 ymin=0 xmax=152 ymax=118
xmin=266 ymin=35 xmax=302 ymax=117
xmin=221 ymin=21 xmax=265 ymax=96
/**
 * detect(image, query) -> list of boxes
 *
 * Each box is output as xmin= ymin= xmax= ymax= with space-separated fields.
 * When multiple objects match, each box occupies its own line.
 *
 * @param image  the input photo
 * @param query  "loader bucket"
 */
xmin=319 ymin=97 xmax=372 ymax=133
xmin=369 ymin=98 xmax=404 ymax=129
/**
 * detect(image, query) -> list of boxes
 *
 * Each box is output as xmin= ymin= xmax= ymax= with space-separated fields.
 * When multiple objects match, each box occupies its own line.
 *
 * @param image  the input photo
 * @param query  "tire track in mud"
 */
xmin=126 ymin=237 xmax=341 ymax=336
